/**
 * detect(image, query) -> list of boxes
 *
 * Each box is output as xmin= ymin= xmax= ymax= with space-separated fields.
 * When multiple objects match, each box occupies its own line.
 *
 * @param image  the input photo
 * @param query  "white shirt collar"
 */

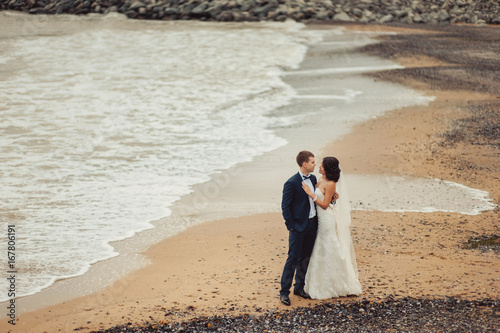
xmin=299 ymin=170 xmax=311 ymax=180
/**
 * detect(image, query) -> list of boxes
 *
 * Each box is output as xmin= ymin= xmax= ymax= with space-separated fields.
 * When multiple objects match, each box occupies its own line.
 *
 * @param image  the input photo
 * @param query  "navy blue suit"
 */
xmin=280 ymin=172 xmax=318 ymax=296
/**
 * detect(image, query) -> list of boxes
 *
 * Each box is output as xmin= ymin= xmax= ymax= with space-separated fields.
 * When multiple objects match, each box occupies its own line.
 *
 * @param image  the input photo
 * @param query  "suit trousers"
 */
xmin=280 ymin=216 xmax=318 ymax=296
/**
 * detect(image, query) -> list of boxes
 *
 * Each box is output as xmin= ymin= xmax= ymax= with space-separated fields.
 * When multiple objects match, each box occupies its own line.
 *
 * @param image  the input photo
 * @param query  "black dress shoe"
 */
xmin=280 ymin=294 xmax=291 ymax=306
xmin=293 ymin=289 xmax=311 ymax=299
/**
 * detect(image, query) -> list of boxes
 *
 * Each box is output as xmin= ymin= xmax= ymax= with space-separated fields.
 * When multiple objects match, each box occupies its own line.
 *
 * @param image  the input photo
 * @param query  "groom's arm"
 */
xmin=281 ymin=180 xmax=295 ymax=231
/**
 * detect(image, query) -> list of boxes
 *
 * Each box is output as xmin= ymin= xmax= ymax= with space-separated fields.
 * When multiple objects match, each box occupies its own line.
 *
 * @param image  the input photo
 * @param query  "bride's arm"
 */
xmin=302 ymin=181 xmax=336 ymax=210
xmin=315 ymin=181 xmax=336 ymax=210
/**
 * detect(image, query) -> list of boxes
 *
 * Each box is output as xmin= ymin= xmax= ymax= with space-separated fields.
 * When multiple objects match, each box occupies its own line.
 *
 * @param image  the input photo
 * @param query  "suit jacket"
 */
xmin=281 ymin=172 xmax=317 ymax=232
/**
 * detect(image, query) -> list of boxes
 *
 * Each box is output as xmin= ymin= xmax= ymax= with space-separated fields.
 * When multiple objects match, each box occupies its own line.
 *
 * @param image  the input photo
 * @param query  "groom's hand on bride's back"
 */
xmin=332 ymin=192 xmax=339 ymax=203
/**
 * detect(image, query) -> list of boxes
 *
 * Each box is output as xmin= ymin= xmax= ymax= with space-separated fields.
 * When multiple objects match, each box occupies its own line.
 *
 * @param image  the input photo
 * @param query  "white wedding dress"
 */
xmin=304 ymin=176 xmax=362 ymax=299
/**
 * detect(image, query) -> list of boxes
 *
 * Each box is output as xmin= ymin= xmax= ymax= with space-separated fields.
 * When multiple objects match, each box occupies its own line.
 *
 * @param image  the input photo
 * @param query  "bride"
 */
xmin=301 ymin=157 xmax=362 ymax=299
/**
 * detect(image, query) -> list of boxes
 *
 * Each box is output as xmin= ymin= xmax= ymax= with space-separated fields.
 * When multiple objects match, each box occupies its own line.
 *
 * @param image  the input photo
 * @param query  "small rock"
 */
xmin=191 ymin=3 xmax=208 ymax=15
xmin=315 ymin=10 xmax=330 ymax=20
xmin=164 ymin=7 xmax=179 ymax=16
xmin=216 ymin=11 xmax=234 ymax=21
xmin=379 ymin=14 xmax=394 ymax=23
xmin=438 ymin=10 xmax=450 ymax=22
xmin=333 ymin=12 xmax=352 ymax=22
xmin=413 ymin=14 xmax=423 ymax=23
xmin=363 ymin=9 xmax=373 ymax=18
xmin=129 ymin=1 xmax=145 ymax=10
xmin=393 ymin=9 xmax=407 ymax=18
xmin=351 ymin=7 xmax=362 ymax=17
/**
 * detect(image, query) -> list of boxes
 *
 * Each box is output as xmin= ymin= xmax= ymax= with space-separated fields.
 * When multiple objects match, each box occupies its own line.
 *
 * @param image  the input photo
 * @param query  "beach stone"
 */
xmin=237 ymin=0 xmax=255 ymax=12
xmin=359 ymin=15 xmax=370 ymax=23
xmin=379 ymin=14 xmax=393 ymax=23
xmin=54 ymin=0 xmax=72 ymax=12
xmin=318 ymin=0 xmax=332 ymax=8
xmin=206 ymin=3 xmax=224 ymax=17
xmin=422 ymin=13 xmax=434 ymax=23
xmin=333 ymin=11 xmax=351 ymax=21
xmin=129 ymin=1 xmax=145 ymax=10
xmin=216 ymin=10 xmax=234 ymax=21
xmin=152 ymin=5 xmax=162 ymax=13
xmin=351 ymin=7 xmax=362 ymax=17
xmin=252 ymin=0 xmax=278 ymax=17
xmin=191 ymin=3 xmax=207 ymax=15
xmin=315 ymin=9 xmax=330 ymax=20
xmin=438 ymin=10 xmax=450 ymax=22
xmin=291 ymin=10 xmax=305 ymax=21
xmin=401 ymin=13 xmax=415 ymax=24
xmin=393 ymin=9 xmax=407 ymax=18
xmin=230 ymin=11 xmax=243 ymax=21
xmin=125 ymin=10 xmax=138 ymax=18
xmin=180 ymin=2 xmax=200 ymax=17
xmin=451 ymin=5 xmax=465 ymax=16
xmin=413 ymin=14 xmax=423 ymax=23
xmin=164 ymin=7 xmax=179 ymax=16
xmin=273 ymin=14 xmax=287 ymax=21
xmin=304 ymin=7 xmax=316 ymax=18
xmin=272 ymin=4 xmax=287 ymax=16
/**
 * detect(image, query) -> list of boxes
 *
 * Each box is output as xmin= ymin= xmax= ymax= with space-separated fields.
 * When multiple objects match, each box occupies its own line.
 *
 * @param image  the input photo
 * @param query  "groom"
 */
xmin=279 ymin=150 xmax=318 ymax=306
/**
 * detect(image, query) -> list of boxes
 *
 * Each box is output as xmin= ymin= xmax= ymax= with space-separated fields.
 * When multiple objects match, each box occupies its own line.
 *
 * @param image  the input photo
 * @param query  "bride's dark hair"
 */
xmin=322 ymin=157 xmax=341 ymax=182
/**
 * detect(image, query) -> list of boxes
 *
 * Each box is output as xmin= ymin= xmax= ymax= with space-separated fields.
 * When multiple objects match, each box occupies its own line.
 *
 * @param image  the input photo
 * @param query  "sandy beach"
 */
xmin=1 ymin=22 xmax=499 ymax=332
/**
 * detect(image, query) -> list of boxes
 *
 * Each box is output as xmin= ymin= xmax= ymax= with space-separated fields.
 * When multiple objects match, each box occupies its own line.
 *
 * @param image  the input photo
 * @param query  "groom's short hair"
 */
xmin=296 ymin=150 xmax=314 ymax=167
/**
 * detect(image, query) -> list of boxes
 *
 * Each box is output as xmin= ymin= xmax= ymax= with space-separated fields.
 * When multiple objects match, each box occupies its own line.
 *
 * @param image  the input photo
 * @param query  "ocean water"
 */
xmin=0 ymin=14 xmax=323 ymax=300
xmin=0 ymin=13 xmax=495 ymax=304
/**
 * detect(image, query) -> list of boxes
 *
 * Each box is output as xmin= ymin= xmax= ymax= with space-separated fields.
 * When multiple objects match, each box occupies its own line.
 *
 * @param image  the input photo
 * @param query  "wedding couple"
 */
xmin=279 ymin=150 xmax=361 ymax=305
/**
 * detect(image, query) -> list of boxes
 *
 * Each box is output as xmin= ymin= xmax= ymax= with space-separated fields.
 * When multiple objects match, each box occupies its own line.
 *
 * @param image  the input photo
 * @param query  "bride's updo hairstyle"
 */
xmin=322 ymin=157 xmax=341 ymax=182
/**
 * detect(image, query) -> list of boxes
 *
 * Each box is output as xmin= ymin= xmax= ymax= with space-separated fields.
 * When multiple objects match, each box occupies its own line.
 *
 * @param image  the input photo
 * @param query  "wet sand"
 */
xmin=1 ymin=22 xmax=499 ymax=332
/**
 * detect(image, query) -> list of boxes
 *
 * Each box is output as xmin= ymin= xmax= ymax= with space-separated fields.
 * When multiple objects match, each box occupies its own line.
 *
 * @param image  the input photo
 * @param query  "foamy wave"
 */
xmin=0 ymin=17 xmax=323 ymax=301
xmin=284 ymin=64 xmax=405 ymax=76
xmin=348 ymin=175 xmax=496 ymax=215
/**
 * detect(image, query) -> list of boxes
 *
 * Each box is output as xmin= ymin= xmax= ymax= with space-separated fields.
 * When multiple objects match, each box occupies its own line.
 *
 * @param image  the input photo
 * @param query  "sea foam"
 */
xmin=0 ymin=17 xmax=322 ymax=301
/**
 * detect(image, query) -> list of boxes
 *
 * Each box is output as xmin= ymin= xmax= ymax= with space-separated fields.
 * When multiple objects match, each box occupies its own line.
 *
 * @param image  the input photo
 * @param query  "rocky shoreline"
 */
xmin=1 ymin=0 xmax=500 ymax=24
xmin=92 ymin=297 xmax=499 ymax=332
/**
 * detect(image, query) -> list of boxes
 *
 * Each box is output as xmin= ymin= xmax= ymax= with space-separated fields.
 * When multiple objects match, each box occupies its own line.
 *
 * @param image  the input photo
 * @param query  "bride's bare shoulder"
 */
xmin=325 ymin=180 xmax=336 ymax=190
